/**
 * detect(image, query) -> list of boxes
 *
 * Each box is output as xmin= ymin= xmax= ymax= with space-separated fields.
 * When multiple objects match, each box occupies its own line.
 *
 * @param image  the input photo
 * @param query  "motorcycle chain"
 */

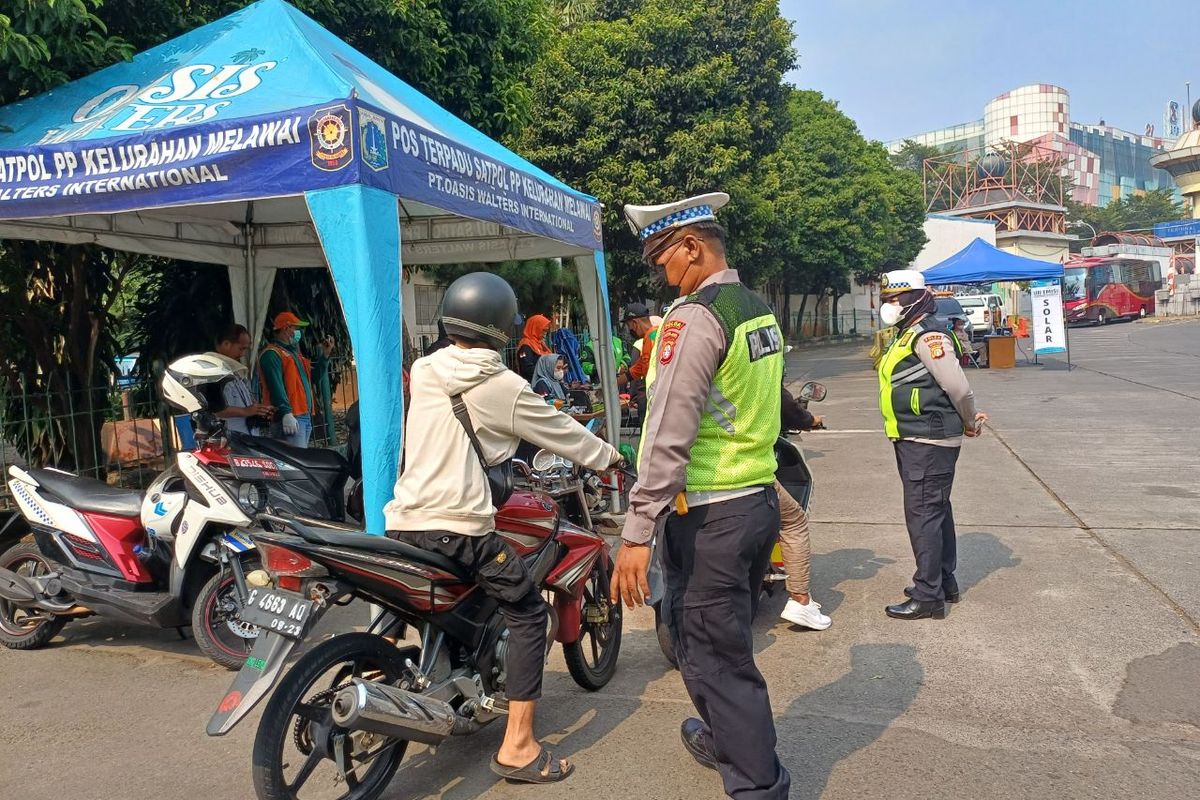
xmin=292 ymin=686 xmax=341 ymax=754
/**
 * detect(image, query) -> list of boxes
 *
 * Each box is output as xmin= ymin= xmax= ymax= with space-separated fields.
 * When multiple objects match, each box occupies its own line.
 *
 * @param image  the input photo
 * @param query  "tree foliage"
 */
xmin=0 ymin=0 xmax=132 ymax=107
xmin=761 ymin=91 xmax=925 ymax=332
xmin=1067 ymin=188 xmax=1185 ymax=243
xmin=98 ymin=0 xmax=552 ymax=140
xmin=515 ymin=0 xmax=796 ymax=303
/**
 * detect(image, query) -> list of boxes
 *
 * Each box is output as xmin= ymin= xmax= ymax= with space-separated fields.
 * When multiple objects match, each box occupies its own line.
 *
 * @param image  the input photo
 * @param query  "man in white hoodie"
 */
xmin=384 ymin=272 xmax=620 ymax=785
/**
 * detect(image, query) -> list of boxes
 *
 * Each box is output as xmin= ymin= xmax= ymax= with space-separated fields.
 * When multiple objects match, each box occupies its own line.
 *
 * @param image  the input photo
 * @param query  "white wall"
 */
xmin=911 ymin=215 xmax=997 ymax=271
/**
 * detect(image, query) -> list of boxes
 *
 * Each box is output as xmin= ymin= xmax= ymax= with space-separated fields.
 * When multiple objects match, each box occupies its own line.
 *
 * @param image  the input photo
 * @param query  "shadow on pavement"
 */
xmin=955 ymin=531 xmax=1020 ymax=595
xmin=381 ymin=628 xmax=673 ymax=800
xmin=808 ymin=547 xmax=896 ymax=615
xmin=779 ymin=643 xmax=922 ymax=800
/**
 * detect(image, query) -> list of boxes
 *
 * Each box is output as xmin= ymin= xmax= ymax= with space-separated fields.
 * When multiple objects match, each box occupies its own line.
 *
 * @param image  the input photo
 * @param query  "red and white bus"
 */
xmin=1063 ymin=256 xmax=1162 ymax=325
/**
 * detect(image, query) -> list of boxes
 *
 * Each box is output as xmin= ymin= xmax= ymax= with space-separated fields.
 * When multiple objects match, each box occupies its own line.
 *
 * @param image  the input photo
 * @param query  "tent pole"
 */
xmin=1062 ymin=276 xmax=1072 ymax=370
xmin=244 ymin=202 xmax=260 ymax=352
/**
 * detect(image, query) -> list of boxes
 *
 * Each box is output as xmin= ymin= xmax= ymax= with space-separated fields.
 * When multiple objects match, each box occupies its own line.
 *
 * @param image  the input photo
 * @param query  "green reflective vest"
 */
xmin=640 ymin=282 xmax=782 ymax=492
xmin=877 ymin=320 xmax=963 ymax=440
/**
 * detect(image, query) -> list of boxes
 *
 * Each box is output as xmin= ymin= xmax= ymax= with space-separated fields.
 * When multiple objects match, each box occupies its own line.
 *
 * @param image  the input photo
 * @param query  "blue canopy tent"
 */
xmin=0 ymin=0 xmax=620 ymax=531
xmin=921 ymin=237 xmax=1069 ymax=366
xmin=921 ymin=237 xmax=1064 ymax=285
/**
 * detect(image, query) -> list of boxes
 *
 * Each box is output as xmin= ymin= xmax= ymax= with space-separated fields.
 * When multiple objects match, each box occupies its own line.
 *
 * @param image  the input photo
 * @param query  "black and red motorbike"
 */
xmin=207 ymin=484 xmax=622 ymax=800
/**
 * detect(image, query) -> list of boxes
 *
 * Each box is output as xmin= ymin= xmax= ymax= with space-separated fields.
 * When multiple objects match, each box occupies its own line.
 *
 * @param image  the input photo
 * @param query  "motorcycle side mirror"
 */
xmin=799 ymin=382 xmax=827 ymax=403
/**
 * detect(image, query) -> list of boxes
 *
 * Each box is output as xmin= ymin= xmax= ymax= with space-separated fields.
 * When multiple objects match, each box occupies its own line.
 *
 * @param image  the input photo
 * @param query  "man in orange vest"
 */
xmin=256 ymin=311 xmax=332 ymax=447
xmin=618 ymin=302 xmax=659 ymax=421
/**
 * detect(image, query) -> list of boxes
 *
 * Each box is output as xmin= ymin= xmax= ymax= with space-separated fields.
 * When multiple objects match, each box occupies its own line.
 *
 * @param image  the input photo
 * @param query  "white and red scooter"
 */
xmin=0 ymin=354 xmax=263 ymax=668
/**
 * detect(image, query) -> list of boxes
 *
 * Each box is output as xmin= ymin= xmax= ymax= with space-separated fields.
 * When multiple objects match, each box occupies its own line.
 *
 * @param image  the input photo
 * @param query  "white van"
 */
xmin=954 ymin=294 xmax=1004 ymax=336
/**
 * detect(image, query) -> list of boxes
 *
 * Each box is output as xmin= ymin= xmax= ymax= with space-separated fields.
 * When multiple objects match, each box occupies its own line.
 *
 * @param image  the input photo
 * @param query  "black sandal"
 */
xmin=490 ymin=748 xmax=575 ymax=784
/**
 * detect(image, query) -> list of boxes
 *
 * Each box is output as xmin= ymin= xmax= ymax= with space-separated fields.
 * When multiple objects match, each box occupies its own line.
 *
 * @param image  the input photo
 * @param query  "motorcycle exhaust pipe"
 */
xmin=331 ymin=679 xmax=474 ymax=745
xmin=0 ymin=567 xmax=80 ymax=613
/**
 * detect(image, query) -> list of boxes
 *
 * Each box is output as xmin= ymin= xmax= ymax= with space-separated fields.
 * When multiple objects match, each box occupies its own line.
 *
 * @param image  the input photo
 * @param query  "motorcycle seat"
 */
xmin=28 ymin=468 xmax=142 ymax=516
xmin=231 ymin=434 xmax=350 ymax=473
xmin=275 ymin=514 xmax=472 ymax=582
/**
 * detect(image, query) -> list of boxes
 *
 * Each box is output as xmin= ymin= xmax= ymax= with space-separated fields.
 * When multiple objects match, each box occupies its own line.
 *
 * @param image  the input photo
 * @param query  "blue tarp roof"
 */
xmin=0 ymin=0 xmax=601 ymax=250
xmin=922 ymin=237 xmax=1064 ymax=284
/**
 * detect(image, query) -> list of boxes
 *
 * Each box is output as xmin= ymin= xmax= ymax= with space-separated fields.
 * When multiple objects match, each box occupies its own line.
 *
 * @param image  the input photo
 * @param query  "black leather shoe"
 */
xmin=904 ymin=585 xmax=960 ymax=603
xmin=680 ymin=718 xmax=718 ymax=770
xmin=886 ymin=598 xmax=946 ymax=620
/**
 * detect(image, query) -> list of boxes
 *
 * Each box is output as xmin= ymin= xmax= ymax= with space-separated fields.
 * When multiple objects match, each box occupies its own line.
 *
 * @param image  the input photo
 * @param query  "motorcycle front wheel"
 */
xmin=192 ymin=560 xmax=260 ymax=670
xmin=252 ymin=633 xmax=410 ymax=800
xmin=563 ymin=556 xmax=623 ymax=690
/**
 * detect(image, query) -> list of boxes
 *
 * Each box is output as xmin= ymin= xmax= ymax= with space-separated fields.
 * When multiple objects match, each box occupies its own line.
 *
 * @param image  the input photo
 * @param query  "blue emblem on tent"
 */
xmin=359 ymin=107 xmax=389 ymax=172
xmin=309 ymin=104 xmax=354 ymax=171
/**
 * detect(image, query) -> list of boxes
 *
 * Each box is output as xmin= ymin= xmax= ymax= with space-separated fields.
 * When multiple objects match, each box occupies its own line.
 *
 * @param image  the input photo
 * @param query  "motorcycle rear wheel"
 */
xmin=651 ymin=601 xmax=678 ymax=670
xmin=252 ymin=633 xmax=411 ymax=800
xmin=0 ymin=542 xmax=67 ymax=650
xmin=563 ymin=556 xmax=623 ymax=690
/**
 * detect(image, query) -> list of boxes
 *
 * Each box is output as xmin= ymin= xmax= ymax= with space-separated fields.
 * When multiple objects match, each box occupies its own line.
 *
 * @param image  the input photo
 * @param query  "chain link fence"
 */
xmin=791 ymin=310 xmax=870 ymax=339
xmin=1 ymin=355 xmax=362 ymax=511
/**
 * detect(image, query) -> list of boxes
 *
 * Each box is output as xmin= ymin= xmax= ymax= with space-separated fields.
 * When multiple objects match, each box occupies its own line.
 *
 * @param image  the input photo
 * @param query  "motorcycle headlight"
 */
xmin=237 ymin=482 xmax=267 ymax=514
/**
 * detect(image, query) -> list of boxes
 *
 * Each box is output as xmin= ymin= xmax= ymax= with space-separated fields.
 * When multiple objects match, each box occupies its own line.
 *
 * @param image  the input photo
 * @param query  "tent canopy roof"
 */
xmin=922 ymin=237 xmax=1064 ymax=285
xmin=0 ymin=0 xmax=603 ymax=259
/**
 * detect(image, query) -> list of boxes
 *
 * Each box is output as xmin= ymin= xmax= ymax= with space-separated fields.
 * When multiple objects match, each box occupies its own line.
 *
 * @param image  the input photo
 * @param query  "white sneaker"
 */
xmin=780 ymin=598 xmax=831 ymax=630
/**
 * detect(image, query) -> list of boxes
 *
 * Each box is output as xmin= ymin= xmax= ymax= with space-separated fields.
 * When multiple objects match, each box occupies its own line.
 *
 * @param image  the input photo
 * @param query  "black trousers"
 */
xmin=892 ymin=440 xmax=961 ymax=602
xmin=662 ymin=488 xmax=791 ymax=800
xmin=388 ymin=530 xmax=547 ymax=702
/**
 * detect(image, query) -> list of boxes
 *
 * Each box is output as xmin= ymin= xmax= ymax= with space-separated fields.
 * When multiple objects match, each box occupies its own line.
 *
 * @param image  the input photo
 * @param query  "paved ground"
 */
xmin=2 ymin=319 xmax=1198 ymax=800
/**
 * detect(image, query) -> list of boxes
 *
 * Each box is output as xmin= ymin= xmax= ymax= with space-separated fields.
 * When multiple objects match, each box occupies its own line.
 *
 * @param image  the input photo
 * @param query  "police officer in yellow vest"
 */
xmin=611 ymin=192 xmax=790 ymax=800
xmin=877 ymin=270 xmax=988 ymax=620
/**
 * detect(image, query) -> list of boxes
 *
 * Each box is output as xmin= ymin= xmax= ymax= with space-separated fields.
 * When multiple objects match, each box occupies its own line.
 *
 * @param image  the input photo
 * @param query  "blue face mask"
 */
xmin=291 ymin=329 xmax=302 ymax=345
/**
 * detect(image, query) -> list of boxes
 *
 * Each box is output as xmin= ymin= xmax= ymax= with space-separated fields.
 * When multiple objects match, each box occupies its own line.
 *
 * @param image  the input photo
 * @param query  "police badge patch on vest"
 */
xmin=746 ymin=324 xmax=782 ymax=361
xmin=658 ymin=319 xmax=686 ymax=364
xmin=927 ymin=337 xmax=946 ymax=359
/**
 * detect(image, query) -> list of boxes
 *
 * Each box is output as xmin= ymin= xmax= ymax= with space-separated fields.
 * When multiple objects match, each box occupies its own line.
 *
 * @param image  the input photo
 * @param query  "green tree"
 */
xmin=0 ymin=0 xmax=131 ymax=106
xmin=0 ymin=1 xmax=143 ymax=472
xmin=99 ymin=0 xmax=552 ymax=140
xmin=1068 ymin=188 xmax=1185 ymax=248
xmin=514 ymin=0 xmax=796 ymax=305
xmin=761 ymin=91 xmax=925 ymax=335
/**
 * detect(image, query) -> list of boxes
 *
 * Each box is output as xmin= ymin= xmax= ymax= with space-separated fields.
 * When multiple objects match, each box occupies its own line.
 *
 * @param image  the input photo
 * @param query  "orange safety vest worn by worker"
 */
xmin=627 ymin=326 xmax=660 ymax=381
xmin=257 ymin=342 xmax=314 ymax=416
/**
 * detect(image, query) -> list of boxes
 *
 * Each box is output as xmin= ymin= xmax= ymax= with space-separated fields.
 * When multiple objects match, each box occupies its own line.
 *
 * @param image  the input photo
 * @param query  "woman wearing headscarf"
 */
xmin=530 ymin=353 xmax=605 ymax=427
xmin=517 ymin=314 xmax=554 ymax=380
xmin=530 ymin=353 xmax=569 ymax=403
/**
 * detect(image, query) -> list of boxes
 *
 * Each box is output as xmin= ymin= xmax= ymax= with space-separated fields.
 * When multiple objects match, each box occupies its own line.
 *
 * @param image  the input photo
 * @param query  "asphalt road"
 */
xmin=2 ymin=319 xmax=1198 ymax=800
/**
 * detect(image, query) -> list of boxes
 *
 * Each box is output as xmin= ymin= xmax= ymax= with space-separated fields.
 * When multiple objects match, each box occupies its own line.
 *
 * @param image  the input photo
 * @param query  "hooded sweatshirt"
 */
xmin=384 ymin=345 xmax=618 ymax=536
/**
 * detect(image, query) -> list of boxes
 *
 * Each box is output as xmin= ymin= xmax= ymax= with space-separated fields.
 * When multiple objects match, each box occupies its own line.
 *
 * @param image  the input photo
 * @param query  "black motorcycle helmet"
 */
xmin=439 ymin=271 xmax=519 ymax=349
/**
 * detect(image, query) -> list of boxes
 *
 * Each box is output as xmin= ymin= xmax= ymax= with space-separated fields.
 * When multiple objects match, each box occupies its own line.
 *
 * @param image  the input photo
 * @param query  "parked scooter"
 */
xmin=0 ymin=355 xmax=270 ymax=668
xmin=207 ymin=487 xmax=622 ymax=800
xmin=647 ymin=380 xmax=827 ymax=667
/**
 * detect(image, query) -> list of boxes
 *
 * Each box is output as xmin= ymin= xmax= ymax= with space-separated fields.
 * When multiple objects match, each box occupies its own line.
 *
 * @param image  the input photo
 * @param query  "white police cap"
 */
xmin=880 ymin=269 xmax=926 ymax=297
xmin=623 ymin=192 xmax=730 ymax=241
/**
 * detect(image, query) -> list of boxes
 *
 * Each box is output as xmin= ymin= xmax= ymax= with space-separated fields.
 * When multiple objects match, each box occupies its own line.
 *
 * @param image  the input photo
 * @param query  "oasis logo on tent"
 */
xmin=51 ymin=62 xmax=279 ymax=143
xmin=309 ymin=105 xmax=354 ymax=171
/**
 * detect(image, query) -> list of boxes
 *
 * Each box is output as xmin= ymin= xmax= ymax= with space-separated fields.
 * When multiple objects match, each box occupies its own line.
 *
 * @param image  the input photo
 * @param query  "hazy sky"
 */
xmin=779 ymin=0 xmax=1200 ymax=143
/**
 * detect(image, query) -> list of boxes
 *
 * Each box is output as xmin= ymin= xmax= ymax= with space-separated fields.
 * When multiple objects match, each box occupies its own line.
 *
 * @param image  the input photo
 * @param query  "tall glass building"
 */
xmin=889 ymin=84 xmax=1177 ymax=207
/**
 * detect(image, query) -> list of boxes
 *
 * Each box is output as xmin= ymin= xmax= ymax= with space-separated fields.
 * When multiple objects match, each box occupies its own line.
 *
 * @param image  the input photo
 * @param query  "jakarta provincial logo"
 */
xmin=309 ymin=104 xmax=354 ymax=171
xmin=359 ymin=108 xmax=389 ymax=172
xmin=592 ymin=203 xmax=603 ymax=241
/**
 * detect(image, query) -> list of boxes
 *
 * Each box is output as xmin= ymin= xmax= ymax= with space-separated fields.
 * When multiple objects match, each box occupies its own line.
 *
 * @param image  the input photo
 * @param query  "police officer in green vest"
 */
xmin=877 ymin=270 xmax=988 ymax=620
xmin=611 ymin=192 xmax=789 ymax=800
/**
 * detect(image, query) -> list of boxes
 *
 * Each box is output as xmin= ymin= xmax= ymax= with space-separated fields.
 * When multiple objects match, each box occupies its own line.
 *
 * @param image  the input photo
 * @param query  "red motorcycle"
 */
xmin=207 ymin=487 xmax=621 ymax=800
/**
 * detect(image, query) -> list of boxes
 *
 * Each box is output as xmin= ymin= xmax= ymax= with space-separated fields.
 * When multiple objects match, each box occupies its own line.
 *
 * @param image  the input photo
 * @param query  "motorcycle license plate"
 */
xmin=239 ymin=587 xmax=313 ymax=640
